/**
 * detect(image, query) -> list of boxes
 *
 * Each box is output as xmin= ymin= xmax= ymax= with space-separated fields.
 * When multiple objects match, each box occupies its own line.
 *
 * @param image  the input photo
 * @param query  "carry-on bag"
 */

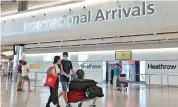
xmin=44 ymin=66 xmax=57 ymax=88
xmin=67 ymin=91 xmax=86 ymax=103
xmin=44 ymin=74 xmax=57 ymax=88
xmin=69 ymin=79 xmax=97 ymax=91
xmin=85 ymin=86 xmax=104 ymax=98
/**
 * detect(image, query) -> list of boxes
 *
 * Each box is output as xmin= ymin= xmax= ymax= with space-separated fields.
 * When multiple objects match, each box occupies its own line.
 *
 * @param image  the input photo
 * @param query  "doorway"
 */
xmin=106 ymin=60 xmax=146 ymax=83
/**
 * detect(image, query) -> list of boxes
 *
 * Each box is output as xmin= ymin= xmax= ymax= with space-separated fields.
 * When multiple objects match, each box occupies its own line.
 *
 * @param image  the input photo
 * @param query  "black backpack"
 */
xmin=85 ymin=86 xmax=104 ymax=98
xmin=76 ymin=69 xmax=84 ymax=79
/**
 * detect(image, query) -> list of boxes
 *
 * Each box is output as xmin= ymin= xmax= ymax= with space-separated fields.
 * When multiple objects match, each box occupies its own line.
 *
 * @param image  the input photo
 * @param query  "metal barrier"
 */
xmin=1 ymin=71 xmax=178 ymax=91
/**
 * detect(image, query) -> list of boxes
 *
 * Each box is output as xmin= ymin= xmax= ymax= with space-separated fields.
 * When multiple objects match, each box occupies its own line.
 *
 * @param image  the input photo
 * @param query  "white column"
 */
xmin=12 ymin=45 xmax=25 ymax=83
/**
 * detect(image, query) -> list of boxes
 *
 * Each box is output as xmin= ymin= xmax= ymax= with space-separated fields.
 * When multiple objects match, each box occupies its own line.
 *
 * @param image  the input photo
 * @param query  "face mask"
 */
xmin=63 ymin=57 xmax=68 ymax=60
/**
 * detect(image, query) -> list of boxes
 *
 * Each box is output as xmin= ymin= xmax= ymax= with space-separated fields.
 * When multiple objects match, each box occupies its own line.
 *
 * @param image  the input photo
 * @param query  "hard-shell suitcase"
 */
xmin=67 ymin=91 xmax=85 ymax=103
xmin=69 ymin=79 xmax=97 ymax=91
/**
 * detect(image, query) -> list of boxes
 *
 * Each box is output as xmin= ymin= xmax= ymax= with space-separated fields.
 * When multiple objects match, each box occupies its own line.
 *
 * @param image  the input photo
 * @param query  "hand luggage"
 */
xmin=44 ymin=74 xmax=57 ymax=88
xmin=69 ymin=79 xmax=97 ymax=91
xmin=67 ymin=91 xmax=86 ymax=103
xmin=85 ymin=86 xmax=104 ymax=98
xmin=44 ymin=66 xmax=57 ymax=88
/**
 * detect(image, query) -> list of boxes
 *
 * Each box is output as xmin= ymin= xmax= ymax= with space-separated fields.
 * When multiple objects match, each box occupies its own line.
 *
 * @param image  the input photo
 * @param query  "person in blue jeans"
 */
xmin=113 ymin=63 xmax=121 ymax=90
xmin=58 ymin=52 xmax=75 ymax=107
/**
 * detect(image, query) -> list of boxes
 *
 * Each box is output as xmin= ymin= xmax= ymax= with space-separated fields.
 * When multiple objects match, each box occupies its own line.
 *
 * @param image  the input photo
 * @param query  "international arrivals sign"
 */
xmin=24 ymin=1 xmax=156 ymax=32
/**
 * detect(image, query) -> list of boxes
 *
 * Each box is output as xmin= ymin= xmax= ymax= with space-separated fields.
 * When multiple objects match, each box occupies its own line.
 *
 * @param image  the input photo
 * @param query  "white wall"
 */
xmin=26 ymin=51 xmax=110 ymax=83
xmin=25 ymin=48 xmax=178 ymax=84
xmin=140 ymin=61 xmax=146 ymax=81
xmin=146 ymin=61 xmax=178 ymax=85
xmin=132 ymin=48 xmax=178 ymax=61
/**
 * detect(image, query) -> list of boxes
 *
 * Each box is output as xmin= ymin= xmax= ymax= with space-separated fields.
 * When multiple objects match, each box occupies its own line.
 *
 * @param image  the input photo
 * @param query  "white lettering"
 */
xmin=23 ymin=1 xmax=156 ymax=32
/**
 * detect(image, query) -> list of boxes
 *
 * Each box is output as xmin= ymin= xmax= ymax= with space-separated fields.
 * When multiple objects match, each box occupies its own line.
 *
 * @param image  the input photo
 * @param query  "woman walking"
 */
xmin=46 ymin=56 xmax=62 ymax=107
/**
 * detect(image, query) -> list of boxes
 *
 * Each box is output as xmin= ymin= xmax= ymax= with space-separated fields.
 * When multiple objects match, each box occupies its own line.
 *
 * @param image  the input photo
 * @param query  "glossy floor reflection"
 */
xmin=1 ymin=83 xmax=178 ymax=107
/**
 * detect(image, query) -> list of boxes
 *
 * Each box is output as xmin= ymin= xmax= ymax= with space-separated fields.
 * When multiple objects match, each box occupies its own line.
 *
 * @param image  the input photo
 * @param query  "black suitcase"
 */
xmin=69 ymin=79 xmax=97 ymax=91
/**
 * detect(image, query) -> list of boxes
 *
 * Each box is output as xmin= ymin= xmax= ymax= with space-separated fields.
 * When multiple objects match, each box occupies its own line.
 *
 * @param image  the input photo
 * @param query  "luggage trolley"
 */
xmin=68 ymin=70 xmax=103 ymax=107
xmin=116 ymin=74 xmax=129 ymax=91
xmin=69 ymin=97 xmax=97 ymax=107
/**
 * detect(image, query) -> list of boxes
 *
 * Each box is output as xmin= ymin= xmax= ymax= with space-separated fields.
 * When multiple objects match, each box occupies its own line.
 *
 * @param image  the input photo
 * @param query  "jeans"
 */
xmin=61 ymin=81 xmax=69 ymax=91
xmin=113 ymin=76 xmax=118 ymax=89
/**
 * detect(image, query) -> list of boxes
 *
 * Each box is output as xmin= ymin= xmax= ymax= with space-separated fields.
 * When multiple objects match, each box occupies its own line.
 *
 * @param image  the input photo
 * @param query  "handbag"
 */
xmin=44 ymin=65 xmax=57 ymax=88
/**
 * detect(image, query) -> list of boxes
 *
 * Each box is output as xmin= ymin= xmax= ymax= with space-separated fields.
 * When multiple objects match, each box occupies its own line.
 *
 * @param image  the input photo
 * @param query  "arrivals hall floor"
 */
xmin=1 ymin=83 xmax=178 ymax=107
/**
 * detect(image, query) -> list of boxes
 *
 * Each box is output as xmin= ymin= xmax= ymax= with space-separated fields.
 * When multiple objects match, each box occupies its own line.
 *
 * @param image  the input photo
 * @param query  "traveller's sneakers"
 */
xmin=17 ymin=89 xmax=22 ymax=91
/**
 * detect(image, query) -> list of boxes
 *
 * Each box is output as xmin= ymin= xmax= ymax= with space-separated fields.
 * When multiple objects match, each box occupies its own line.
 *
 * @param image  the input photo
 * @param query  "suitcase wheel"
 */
xmin=78 ymin=103 xmax=82 ymax=107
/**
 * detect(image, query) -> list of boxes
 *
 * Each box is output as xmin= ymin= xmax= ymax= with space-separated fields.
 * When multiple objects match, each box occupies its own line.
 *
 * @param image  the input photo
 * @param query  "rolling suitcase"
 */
xmin=67 ymin=91 xmax=85 ymax=103
xmin=69 ymin=79 xmax=97 ymax=91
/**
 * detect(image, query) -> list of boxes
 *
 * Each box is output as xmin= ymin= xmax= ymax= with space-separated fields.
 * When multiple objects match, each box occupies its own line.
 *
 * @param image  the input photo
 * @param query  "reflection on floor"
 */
xmin=1 ymin=83 xmax=178 ymax=107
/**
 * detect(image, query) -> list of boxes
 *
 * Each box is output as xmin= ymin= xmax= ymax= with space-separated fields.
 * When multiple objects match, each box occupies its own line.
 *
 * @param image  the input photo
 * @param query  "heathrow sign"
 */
xmin=80 ymin=64 xmax=101 ymax=69
xmin=146 ymin=61 xmax=178 ymax=73
xmin=24 ymin=1 xmax=156 ymax=32
xmin=147 ymin=64 xmax=177 ymax=70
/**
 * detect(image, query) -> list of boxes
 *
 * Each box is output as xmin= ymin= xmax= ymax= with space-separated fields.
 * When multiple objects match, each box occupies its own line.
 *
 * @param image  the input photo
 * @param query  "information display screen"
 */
xmin=115 ymin=50 xmax=132 ymax=60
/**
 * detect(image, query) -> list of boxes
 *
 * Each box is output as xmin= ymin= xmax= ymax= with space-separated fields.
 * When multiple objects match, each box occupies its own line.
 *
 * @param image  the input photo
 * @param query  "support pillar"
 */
xmin=18 ymin=1 xmax=28 ymax=12
xmin=12 ymin=45 xmax=25 ymax=83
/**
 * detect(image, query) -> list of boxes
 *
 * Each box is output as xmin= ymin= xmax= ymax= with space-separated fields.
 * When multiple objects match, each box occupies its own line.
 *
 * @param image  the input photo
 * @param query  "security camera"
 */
xmin=83 ymin=6 xmax=86 ymax=9
xmin=69 ymin=9 xmax=72 ymax=11
xmin=13 ymin=0 xmax=16 ymax=2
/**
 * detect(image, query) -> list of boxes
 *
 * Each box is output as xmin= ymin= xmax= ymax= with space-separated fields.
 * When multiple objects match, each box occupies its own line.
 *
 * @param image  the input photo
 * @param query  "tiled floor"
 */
xmin=1 ymin=83 xmax=178 ymax=107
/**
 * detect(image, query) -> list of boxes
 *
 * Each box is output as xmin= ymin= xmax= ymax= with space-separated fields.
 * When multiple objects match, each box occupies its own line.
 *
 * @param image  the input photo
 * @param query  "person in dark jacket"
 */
xmin=58 ymin=52 xmax=75 ymax=107
xmin=110 ymin=67 xmax=114 ymax=85
xmin=106 ymin=70 xmax=109 ymax=84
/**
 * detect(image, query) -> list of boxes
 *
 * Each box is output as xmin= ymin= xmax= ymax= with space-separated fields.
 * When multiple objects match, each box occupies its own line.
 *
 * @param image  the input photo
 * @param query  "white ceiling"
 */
xmin=1 ymin=32 xmax=178 ymax=54
xmin=1 ymin=0 xmax=84 ymax=16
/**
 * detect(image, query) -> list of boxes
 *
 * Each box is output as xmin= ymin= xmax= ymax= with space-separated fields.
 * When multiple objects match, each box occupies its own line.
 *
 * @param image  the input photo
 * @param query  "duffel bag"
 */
xmin=69 ymin=79 xmax=97 ymax=91
xmin=67 ymin=91 xmax=85 ymax=103
xmin=85 ymin=86 xmax=104 ymax=98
